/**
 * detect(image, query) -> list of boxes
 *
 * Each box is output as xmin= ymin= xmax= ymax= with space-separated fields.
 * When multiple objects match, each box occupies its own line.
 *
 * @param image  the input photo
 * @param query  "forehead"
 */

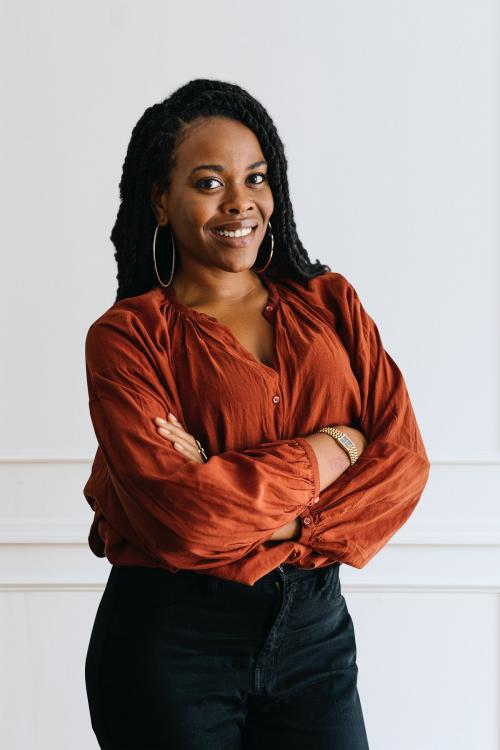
xmin=174 ymin=116 xmax=264 ymax=166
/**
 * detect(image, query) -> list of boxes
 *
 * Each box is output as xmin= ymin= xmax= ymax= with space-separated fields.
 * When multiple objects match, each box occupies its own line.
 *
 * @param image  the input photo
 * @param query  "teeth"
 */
xmin=213 ymin=226 xmax=253 ymax=238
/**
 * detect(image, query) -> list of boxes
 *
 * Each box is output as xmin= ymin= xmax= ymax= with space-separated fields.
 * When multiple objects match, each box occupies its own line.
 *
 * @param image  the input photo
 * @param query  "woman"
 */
xmin=84 ymin=78 xmax=430 ymax=749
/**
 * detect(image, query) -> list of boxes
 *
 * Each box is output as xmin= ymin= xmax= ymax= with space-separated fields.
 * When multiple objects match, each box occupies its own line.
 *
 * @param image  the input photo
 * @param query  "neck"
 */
xmin=171 ymin=269 xmax=264 ymax=308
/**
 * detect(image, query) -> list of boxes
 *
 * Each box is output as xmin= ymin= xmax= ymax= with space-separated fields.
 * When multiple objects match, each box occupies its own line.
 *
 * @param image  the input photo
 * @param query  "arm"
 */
xmin=83 ymin=312 xmax=320 ymax=573
xmin=268 ymin=427 xmax=366 ymax=540
xmin=288 ymin=275 xmax=431 ymax=568
xmin=152 ymin=415 xmax=367 ymax=542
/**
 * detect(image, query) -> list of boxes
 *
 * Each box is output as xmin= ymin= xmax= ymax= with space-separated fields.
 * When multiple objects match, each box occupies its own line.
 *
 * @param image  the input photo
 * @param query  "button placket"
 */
xmin=271 ymin=384 xmax=287 ymax=439
xmin=262 ymin=295 xmax=286 ymax=434
xmin=296 ymin=510 xmax=317 ymax=545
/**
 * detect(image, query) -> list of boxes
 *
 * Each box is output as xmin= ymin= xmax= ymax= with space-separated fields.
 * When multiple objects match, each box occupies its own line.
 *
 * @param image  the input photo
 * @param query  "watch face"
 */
xmin=339 ymin=435 xmax=355 ymax=449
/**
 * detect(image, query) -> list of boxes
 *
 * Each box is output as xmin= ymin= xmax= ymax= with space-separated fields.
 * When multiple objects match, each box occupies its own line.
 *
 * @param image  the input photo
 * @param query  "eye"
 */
xmin=195 ymin=172 xmax=268 ymax=190
xmin=248 ymin=172 xmax=268 ymax=184
xmin=196 ymin=176 xmax=223 ymax=190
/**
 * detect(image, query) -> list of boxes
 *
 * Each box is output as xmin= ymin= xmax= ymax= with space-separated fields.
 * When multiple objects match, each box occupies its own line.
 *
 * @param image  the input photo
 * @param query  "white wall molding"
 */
xmin=0 ymin=452 xmax=93 ymax=464
xmin=0 ymin=452 xmax=500 ymax=465
xmin=1 ymin=518 xmax=499 ymax=546
xmin=1 ymin=579 xmax=499 ymax=593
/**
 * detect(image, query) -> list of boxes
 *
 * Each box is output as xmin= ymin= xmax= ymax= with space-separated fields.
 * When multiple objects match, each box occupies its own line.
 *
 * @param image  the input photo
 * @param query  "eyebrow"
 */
xmin=190 ymin=160 xmax=267 ymax=175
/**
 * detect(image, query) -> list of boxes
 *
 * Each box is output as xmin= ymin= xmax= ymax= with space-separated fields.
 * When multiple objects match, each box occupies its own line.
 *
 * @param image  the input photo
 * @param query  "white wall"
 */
xmin=1 ymin=1 xmax=499 ymax=747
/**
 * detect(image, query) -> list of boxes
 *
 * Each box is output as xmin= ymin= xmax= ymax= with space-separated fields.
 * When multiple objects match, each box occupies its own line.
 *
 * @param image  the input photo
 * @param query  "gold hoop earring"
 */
xmin=152 ymin=222 xmax=175 ymax=287
xmin=253 ymin=220 xmax=274 ymax=273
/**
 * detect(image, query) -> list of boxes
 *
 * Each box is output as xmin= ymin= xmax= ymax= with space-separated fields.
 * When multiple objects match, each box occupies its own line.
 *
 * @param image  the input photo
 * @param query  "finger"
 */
xmin=154 ymin=418 xmax=205 ymax=462
xmin=156 ymin=424 xmax=198 ymax=452
xmin=165 ymin=435 xmax=204 ymax=463
xmin=157 ymin=426 xmax=190 ymax=447
xmin=155 ymin=418 xmax=197 ymax=446
xmin=155 ymin=417 xmax=192 ymax=442
xmin=156 ymin=423 xmax=184 ymax=439
xmin=157 ymin=428 xmax=202 ymax=461
xmin=155 ymin=420 xmax=201 ymax=452
xmin=172 ymin=441 xmax=204 ymax=463
xmin=154 ymin=417 xmax=185 ymax=433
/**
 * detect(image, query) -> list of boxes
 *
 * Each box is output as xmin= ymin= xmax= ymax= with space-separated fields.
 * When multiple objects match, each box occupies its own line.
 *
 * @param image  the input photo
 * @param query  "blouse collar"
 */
xmin=159 ymin=271 xmax=280 ymax=323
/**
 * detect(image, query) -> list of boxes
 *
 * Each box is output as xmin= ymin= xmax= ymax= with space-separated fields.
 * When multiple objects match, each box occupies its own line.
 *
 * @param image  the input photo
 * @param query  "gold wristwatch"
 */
xmin=316 ymin=427 xmax=359 ymax=466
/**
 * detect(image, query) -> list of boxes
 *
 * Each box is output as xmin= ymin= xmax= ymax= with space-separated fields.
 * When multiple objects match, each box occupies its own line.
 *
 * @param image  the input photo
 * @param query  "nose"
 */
xmin=221 ymin=182 xmax=256 ymax=215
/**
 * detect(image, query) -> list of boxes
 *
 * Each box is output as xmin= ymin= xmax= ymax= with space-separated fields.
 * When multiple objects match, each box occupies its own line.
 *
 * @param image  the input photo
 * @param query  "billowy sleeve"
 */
xmin=83 ymin=311 xmax=319 ymax=573
xmin=294 ymin=274 xmax=431 ymax=569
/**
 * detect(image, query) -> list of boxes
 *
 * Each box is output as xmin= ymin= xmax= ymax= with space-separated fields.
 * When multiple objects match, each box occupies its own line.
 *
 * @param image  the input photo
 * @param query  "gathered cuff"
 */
xmin=293 ymin=436 xmax=321 ymax=499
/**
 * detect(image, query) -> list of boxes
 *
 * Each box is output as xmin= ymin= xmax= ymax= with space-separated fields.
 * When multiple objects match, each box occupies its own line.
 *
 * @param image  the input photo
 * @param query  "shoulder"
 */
xmin=85 ymin=287 xmax=167 ymax=370
xmin=87 ymin=287 xmax=164 ymax=331
xmin=276 ymin=270 xmax=374 ymax=352
xmin=278 ymin=270 xmax=360 ymax=314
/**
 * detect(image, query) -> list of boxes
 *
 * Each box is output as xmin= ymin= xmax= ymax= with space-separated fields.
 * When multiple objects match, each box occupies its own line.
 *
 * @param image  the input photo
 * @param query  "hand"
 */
xmin=153 ymin=413 xmax=206 ymax=464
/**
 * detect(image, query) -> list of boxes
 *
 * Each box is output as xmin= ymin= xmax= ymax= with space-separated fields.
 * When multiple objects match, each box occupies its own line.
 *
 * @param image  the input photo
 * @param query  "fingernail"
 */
xmin=168 ymin=413 xmax=178 ymax=422
xmin=156 ymin=417 xmax=167 ymax=424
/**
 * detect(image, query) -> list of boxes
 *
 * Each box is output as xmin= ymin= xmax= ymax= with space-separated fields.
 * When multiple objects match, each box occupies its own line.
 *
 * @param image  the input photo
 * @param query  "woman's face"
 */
xmin=150 ymin=116 xmax=274 ymax=275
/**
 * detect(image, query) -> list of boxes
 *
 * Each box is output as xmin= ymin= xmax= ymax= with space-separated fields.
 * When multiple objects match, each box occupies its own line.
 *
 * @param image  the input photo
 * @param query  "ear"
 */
xmin=150 ymin=182 xmax=168 ymax=224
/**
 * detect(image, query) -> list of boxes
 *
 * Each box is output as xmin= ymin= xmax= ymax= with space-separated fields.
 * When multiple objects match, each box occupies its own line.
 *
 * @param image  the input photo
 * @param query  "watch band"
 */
xmin=316 ymin=426 xmax=359 ymax=466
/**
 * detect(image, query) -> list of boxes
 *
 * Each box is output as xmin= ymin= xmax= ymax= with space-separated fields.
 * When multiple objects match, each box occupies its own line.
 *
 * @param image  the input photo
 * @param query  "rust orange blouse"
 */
xmin=83 ymin=270 xmax=430 ymax=586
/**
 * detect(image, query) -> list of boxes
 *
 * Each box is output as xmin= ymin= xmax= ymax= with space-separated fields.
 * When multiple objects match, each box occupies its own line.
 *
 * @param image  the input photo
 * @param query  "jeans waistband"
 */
xmin=107 ymin=561 xmax=340 ymax=598
xmin=272 ymin=561 xmax=340 ymax=582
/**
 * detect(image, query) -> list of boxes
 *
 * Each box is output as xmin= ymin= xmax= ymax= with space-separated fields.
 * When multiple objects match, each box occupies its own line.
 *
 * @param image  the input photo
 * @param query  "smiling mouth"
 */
xmin=212 ymin=226 xmax=255 ymax=238
xmin=209 ymin=226 xmax=258 ymax=245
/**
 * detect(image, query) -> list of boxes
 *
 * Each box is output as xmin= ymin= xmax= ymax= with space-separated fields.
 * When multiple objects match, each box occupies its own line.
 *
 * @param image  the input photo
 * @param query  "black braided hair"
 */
xmin=111 ymin=78 xmax=331 ymax=302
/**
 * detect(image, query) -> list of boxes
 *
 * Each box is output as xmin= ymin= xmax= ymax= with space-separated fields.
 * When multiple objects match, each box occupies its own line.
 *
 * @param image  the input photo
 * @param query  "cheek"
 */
xmin=190 ymin=199 xmax=218 ymax=231
xmin=174 ymin=203 xmax=213 ymax=236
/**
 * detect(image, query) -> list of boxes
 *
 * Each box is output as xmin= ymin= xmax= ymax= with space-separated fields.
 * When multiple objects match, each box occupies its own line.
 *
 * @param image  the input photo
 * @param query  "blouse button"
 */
xmin=272 ymin=395 xmax=280 ymax=404
xmin=303 ymin=516 xmax=313 ymax=526
xmin=265 ymin=304 xmax=274 ymax=312
xmin=313 ymin=496 xmax=319 ymax=503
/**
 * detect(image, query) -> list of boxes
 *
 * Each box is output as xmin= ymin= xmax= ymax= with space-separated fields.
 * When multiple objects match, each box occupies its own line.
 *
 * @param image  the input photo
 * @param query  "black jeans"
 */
xmin=85 ymin=562 xmax=370 ymax=749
